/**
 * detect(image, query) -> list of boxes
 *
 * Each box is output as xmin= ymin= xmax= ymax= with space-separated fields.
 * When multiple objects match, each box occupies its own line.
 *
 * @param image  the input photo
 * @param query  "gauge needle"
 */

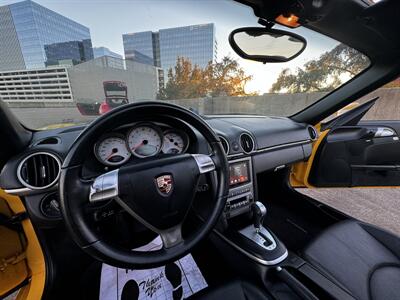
xmin=106 ymin=151 xmax=116 ymax=161
xmin=131 ymin=141 xmax=144 ymax=151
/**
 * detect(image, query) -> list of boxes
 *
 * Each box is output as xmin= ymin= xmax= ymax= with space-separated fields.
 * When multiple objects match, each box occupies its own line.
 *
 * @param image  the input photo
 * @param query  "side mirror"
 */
xmin=229 ymin=27 xmax=307 ymax=63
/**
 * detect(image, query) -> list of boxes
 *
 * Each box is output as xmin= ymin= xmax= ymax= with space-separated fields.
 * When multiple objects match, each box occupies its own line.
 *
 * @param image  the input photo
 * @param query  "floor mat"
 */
xmin=99 ymin=237 xmax=208 ymax=300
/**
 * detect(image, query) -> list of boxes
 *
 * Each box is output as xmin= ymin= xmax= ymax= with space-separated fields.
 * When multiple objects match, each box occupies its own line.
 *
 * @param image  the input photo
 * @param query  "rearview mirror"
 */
xmin=229 ymin=27 xmax=307 ymax=63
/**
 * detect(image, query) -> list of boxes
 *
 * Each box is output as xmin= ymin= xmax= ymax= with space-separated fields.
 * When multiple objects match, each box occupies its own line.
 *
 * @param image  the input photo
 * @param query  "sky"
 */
xmin=1 ymin=0 xmax=339 ymax=94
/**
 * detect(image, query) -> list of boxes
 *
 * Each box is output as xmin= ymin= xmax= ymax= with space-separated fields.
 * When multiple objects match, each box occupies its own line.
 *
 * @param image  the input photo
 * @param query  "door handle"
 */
xmin=374 ymin=127 xmax=396 ymax=137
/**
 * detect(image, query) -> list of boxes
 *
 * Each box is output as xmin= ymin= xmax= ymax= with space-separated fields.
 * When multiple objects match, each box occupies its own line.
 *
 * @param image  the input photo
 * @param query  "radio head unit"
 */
xmin=225 ymin=157 xmax=254 ymax=218
xmin=229 ymin=160 xmax=250 ymax=187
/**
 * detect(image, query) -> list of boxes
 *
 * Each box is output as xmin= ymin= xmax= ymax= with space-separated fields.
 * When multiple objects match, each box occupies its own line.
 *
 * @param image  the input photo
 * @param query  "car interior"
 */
xmin=1 ymin=0 xmax=400 ymax=299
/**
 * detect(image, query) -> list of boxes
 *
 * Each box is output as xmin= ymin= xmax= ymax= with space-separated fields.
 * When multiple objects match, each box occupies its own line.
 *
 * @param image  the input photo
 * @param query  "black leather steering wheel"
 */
xmin=59 ymin=102 xmax=229 ymax=269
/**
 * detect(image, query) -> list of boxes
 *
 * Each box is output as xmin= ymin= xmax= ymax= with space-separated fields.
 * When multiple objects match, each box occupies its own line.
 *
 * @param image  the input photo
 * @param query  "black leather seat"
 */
xmin=303 ymin=220 xmax=400 ymax=300
xmin=187 ymin=280 xmax=271 ymax=300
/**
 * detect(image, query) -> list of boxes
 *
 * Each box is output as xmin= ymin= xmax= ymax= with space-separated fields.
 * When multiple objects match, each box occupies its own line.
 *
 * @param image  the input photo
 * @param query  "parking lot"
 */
xmin=298 ymin=188 xmax=400 ymax=236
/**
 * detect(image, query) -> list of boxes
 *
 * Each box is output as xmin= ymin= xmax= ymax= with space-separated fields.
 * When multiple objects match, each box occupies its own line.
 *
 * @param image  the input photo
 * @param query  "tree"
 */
xmin=205 ymin=56 xmax=253 ymax=97
xmin=157 ymin=57 xmax=201 ymax=100
xmin=270 ymin=44 xmax=370 ymax=93
xmin=157 ymin=56 xmax=254 ymax=100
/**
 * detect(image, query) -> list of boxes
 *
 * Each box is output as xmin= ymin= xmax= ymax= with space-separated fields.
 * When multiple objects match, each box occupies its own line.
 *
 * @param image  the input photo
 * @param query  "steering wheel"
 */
xmin=59 ymin=102 xmax=229 ymax=269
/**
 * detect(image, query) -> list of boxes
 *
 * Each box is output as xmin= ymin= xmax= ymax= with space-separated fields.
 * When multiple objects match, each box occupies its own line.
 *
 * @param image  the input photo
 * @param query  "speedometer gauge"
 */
xmin=162 ymin=130 xmax=189 ymax=154
xmin=127 ymin=123 xmax=163 ymax=158
xmin=94 ymin=135 xmax=131 ymax=166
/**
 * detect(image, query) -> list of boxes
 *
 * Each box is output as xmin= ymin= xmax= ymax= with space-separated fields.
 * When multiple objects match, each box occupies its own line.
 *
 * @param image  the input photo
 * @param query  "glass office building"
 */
xmin=123 ymin=31 xmax=158 ymax=66
xmin=0 ymin=0 xmax=93 ymax=71
xmin=45 ymin=40 xmax=93 ymax=67
xmin=159 ymin=24 xmax=216 ymax=72
xmin=123 ymin=24 xmax=216 ymax=72
xmin=125 ymin=50 xmax=154 ymax=66
xmin=93 ymin=47 xmax=123 ymax=60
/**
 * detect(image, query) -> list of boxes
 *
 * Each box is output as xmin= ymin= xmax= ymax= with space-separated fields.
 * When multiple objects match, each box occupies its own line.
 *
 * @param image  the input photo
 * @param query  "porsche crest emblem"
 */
xmin=156 ymin=174 xmax=173 ymax=195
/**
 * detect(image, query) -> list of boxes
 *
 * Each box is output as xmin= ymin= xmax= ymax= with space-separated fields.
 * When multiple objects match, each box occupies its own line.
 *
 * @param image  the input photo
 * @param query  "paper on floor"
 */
xmin=99 ymin=236 xmax=207 ymax=300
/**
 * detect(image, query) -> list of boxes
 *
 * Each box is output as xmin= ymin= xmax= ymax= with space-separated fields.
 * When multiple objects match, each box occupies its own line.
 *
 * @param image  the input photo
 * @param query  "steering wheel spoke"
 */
xmin=114 ymin=196 xmax=184 ymax=248
xmin=159 ymin=224 xmax=184 ymax=249
xmin=192 ymin=154 xmax=216 ymax=174
xmin=89 ymin=169 xmax=119 ymax=203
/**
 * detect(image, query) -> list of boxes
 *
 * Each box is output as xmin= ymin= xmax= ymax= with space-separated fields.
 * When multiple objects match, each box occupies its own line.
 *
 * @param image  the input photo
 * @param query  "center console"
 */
xmin=215 ymin=156 xmax=288 ymax=267
xmin=212 ymin=156 xmax=350 ymax=300
xmin=224 ymin=157 xmax=254 ymax=218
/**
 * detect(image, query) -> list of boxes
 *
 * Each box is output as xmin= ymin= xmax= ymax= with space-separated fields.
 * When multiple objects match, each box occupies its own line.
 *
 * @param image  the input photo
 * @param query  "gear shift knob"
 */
xmin=252 ymin=201 xmax=267 ymax=232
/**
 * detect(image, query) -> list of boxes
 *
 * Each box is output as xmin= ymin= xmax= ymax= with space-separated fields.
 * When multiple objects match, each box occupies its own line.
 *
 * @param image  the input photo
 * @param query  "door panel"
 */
xmin=292 ymin=99 xmax=400 ymax=188
xmin=0 ymin=189 xmax=46 ymax=300
xmin=0 ymin=197 xmax=28 ymax=298
xmin=309 ymin=124 xmax=400 ymax=187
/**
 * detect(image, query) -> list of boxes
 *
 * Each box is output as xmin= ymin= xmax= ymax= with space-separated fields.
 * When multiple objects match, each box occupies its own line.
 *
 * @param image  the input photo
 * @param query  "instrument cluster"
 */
xmin=94 ymin=122 xmax=189 ymax=166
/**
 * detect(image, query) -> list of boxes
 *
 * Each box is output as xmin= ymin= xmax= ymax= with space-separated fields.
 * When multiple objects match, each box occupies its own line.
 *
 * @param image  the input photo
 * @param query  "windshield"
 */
xmin=0 ymin=0 xmax=369 ymax=129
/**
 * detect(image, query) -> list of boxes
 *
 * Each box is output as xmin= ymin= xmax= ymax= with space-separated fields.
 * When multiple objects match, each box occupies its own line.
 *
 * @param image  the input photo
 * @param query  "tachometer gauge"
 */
xmin=162 ymin=130 xmax=189 ymax=154
xmin=127 ymin=123 xmax=163 ymax=158
xmin=94 ymin=135 xmax=131 ymax=166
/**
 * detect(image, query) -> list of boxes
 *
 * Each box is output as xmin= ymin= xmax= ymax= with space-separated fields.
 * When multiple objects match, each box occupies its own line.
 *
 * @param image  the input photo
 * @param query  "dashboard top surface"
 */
xmin=0 ymin=113 xmax=313 ymax=191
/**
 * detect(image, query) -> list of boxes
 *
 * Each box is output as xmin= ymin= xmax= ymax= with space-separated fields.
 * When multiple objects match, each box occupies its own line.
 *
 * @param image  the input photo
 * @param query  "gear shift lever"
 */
xmin=252 ymin=201 xmax=267 ymax=233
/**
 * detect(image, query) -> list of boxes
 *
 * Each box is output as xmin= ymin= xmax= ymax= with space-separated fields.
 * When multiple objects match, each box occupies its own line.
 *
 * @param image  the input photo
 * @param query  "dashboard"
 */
xmin=0 ymin=113 xmax=316 ymax=224
xmin=0 ymin=109 xmax=317 ymax=300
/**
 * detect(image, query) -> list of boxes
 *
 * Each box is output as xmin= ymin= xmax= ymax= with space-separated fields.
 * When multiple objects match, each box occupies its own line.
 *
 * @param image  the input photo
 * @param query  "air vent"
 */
xmin=18 ymin=152 xmax=61 ymax=190
xmin=240 ymin=133 xmax=255 ymax=154
xmin=219 ymin=136 xmax=230 ymax=155
xmin=307 ymin=126 xmax=318 ymax=141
